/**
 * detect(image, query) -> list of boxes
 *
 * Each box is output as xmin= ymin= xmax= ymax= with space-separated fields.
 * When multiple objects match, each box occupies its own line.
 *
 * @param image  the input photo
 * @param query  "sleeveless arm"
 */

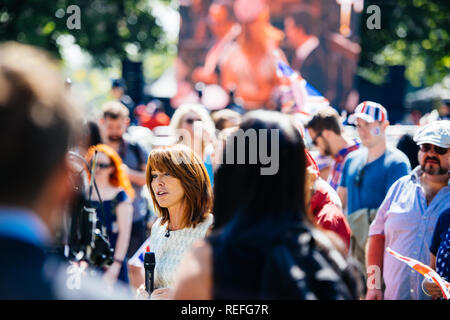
xmin=114 ymin=193 xmax=133 ymax=261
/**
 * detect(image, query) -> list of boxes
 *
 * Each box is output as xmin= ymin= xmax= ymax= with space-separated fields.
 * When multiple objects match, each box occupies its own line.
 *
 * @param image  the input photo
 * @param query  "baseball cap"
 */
xmin=111 ymin=78 xmax=126 ymax=89
xmin=413 ymin=120 xmax=450 ymax=148
xmin=348 ymin=101 xmax=388 ymax=124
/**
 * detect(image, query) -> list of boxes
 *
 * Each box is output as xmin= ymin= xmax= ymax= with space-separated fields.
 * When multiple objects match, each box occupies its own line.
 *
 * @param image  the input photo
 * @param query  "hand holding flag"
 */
xmin=386 ymin=247 xmax=450 ymax=300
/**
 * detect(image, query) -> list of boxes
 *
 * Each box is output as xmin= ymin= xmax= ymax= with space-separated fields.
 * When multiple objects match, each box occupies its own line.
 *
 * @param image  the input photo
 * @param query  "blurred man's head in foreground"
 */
xmin=0 ymin=42 xmax=80 ymax=234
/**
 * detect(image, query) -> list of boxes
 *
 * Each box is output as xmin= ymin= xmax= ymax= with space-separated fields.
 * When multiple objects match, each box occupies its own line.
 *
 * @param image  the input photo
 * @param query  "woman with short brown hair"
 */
xmin=146 ymin=144 xmax=213 ymax=230
xmin=128 ymin=144 xmax=213 ymax=298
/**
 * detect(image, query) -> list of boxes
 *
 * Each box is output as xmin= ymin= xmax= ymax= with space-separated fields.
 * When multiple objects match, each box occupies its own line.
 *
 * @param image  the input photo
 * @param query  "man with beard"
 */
xmin=306 ymin=107 xmax=360 ymax=190
xmin=366 ymin=120 xmax=450 ymax=300
xmin=100 ymin=102 xmax=150 ymax=260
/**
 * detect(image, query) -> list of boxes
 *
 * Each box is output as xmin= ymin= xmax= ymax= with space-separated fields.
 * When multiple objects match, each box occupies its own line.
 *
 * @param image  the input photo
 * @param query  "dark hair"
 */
xmin=0 ymin=42 xmax=79 ymax=206
xmin=86 ymin=120 xmax=103 ymax=148
xmin=396 ymin=134 xmax=419 ymax=169
xmin=213 ymin=110 xmax=307 ymax=230
xmin=288 ymin=10 xmax=314 ymax=35
xmin=305 ymin=107 xmax=342 ymax=135
xmin=111 ymin=78 xmax=126 ymax=89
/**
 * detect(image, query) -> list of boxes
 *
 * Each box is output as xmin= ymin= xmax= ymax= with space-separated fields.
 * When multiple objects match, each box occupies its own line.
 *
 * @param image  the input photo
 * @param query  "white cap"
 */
xmin=413 ymin=120 xmax=450 ymax=148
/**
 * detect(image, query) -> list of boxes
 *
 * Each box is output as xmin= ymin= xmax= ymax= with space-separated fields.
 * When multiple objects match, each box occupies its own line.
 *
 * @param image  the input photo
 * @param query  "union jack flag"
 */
xmin=128 ymin=237 xmax=151 ymax=267
xmin=274 ymin=54 xmax=330 ymax=116
xmin=387 ymin=247 xmax=450 ymax=300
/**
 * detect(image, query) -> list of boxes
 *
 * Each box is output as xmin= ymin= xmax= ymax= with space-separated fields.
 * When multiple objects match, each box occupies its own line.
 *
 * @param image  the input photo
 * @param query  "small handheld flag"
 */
xmin=386 ymin=247 xmax=450 ymax=300
xmin=128 ymin=237 xmax=151 ymax=267
xmin=274 ymin=51 xmax=330 ymax=115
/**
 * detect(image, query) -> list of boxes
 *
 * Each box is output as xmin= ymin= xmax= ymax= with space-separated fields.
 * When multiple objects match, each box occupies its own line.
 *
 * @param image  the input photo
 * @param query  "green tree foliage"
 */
xmin=359 ymin=0 xmax=450 ymax=87
xmin=0 ymin=0 xmax=168 ymax=66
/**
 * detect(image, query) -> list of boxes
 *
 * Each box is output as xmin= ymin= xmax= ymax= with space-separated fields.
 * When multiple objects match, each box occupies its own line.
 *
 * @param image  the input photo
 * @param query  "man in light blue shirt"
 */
xmin=366 ymin=120 xmax=450 ymax=300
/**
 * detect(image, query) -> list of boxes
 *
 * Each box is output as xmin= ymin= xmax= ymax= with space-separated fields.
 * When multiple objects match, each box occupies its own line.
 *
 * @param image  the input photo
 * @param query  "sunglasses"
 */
xmin=184 ymin=118 xmax=202 ymax=125
xmin=96 ymin=162 xmax=113 ymax=169
xmin=420 ymin=144 xmax=448 ymax=155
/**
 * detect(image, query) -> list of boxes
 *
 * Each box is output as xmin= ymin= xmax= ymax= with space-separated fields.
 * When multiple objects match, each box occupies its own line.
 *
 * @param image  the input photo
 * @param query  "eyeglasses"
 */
xmin=97 ymin=163 xmax=113 ymax=169
xmin=420 ymin=144 xmax=448 ymax=155
xmin=311 ymin=131 xmax=322 ymax=146
xmin=184 ymin=118 xmax=202 ymax=125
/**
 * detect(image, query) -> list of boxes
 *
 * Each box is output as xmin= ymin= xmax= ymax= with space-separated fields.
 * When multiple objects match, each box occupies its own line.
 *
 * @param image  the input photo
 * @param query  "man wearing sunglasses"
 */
xmin=306 ymin=107 xmax=360 ymax=190
xmin=337 ymin=101 xmax=411 ymax=276
xmin=366 ymin=120 xmax=450 ymax=300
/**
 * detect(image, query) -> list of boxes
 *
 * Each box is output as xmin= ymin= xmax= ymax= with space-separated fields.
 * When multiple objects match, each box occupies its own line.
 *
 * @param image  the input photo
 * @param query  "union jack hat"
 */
xmin=348 ymin=101 xmax=388 ymax=124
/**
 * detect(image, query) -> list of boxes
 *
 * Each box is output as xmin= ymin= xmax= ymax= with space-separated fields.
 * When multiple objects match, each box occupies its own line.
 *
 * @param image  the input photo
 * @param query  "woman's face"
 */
xmin=150 ymin=170 xmax=185 ymax=210
xmin=180 ymin=111 xmax=202 ymax=137
xmin=94 ymin=152 xmax=114 ymax=180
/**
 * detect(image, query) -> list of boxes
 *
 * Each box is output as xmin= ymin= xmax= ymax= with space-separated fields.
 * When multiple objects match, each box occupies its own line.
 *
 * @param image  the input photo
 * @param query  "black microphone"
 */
xmin=144 ymin=252 xmax=155 ymax=295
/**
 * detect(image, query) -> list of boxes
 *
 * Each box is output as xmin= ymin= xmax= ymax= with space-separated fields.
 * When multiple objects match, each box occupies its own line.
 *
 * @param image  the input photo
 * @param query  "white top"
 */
xmin=129 ymin=214 xmax=214 ymax=289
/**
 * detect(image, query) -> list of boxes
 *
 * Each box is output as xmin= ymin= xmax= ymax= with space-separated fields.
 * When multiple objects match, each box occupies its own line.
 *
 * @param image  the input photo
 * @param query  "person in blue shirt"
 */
xmin=423 ymin=208 xmax=450 ymax=299
xmin=337 ymin=101 xmax=411 ymax=273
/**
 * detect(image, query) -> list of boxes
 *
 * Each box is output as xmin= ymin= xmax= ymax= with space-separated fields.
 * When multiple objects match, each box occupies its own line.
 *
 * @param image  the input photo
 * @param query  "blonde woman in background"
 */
xmin=169 ymin=103 xmax=217 ymax=185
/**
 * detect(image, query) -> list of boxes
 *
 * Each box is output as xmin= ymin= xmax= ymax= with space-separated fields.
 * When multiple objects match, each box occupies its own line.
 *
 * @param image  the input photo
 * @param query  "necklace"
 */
xmin=165 ymin=223 xmax=176 ymax=238
xmin=166 ymin=218 xmax=183 ymax=237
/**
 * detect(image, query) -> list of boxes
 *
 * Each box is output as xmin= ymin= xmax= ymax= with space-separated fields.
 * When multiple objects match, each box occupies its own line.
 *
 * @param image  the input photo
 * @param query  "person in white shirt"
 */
xmin=128 ymin=144 xmax=213 ymax=299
